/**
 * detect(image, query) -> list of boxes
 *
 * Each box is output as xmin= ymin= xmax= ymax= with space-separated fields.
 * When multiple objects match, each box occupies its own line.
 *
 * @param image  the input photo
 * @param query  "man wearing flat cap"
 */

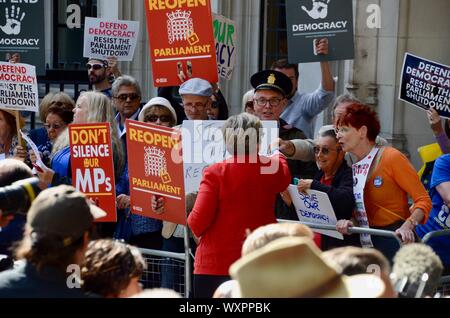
xmin=0 ymin=185 xmax=105 ymax=298
xmin=179 ymin=78 xmax=212 ymax=121
xmin=251 ymin=70 xmax=318 ymax=220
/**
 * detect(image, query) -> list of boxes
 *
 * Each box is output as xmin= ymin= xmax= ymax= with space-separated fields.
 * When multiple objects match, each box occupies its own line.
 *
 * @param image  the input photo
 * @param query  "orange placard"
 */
xmin=145 ymin=0 xmax=218 ymax=87
xmin=126 ymin=119 xmax=186 ymax=225
xmin=69 ymin=123 xmax=117 ymax=222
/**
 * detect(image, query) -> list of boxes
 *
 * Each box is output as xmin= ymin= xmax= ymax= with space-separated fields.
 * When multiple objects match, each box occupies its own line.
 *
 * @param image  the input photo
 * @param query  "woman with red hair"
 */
xmin=335 ymin=103 xmax=431 ymax=261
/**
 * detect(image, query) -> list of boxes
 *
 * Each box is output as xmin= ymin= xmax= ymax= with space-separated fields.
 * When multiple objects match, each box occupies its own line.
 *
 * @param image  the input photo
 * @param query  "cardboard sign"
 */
xmin=0 ymin=62 xmax=38 ymax=112
xmin=213 ymin=14 xmax=237 ymax=80
xmin=0 ymin=0 xmax=45 ymax=75
xmin=182 ymin=120 xmax=279 ymax=194
xmin=399 ymin=53 xmax=450 ymax=118
xmin=83 ymin=17 xmax=140 ymax=62
xmin=287 ymin=186 xmax=343 ymax=239
xmin=145 ymin=0 xmax=218 ymax=87
xmin=69 ymin=123 xmax=117 ymax=222
xmin=126 ymin=120 xmax=186 ymax=225
xmin=285 ymin=0 xmax=354 ymax=63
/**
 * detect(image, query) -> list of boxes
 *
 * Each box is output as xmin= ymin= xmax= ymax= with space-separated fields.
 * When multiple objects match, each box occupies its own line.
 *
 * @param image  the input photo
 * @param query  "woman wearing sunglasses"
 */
xmin=296 ymin=126 xmax=358 ymax=250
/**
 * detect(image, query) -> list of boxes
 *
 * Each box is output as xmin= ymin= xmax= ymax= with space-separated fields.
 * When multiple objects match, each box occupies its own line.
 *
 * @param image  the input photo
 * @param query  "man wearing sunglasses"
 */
xmin=86 ymin=57 xmax=121 ymax=98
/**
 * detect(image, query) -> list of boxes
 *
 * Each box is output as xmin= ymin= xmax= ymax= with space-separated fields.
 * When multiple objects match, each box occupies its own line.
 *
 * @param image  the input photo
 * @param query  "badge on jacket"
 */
xmin=373 ymin=176 xmax=383 ymax=188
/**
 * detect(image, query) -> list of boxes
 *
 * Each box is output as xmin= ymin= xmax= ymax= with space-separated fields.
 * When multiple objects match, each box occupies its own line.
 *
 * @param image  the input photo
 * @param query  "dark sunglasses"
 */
xmin=245 ymin=101 xmax=254 ymax=109
xmin=115 ymin=93 xmax=140 ymax=102
xmin=313 ymin=146 xmax=340 ymax=155
xmin=86 ymin=63 xmax=105 ymax=71
xmin=44 ymin=123 xmax=65 ymax=130
xmin=211 ymin=101 xmax=219 ymax=109
xmin=145 ymin=115 xmax=172 ymax=123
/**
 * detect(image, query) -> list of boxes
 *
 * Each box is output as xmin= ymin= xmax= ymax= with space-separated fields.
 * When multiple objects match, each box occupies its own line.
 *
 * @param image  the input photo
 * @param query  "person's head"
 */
xmin=392 ymin=243 xmax=444 ymax=298
xmin=45 ymin=105 xmax=74 ymax=141
xmin=207 ymin=93 xmax=229 ymax=120
xmin=336 ymin=103 xmax=380 ymax=153
xmin=332 ymin=93 xmax=362 ymax=125
xmin=271 ymin=59 xmax=299 ymax=99
xmin=242 ymin=89 xmax=255 ymax=114
xmin=242 ymin=223 xmax=314 ymax=256
xmin=82 ymin=239 xmax=146 ymax=298
xmin=72 ymin=91 xmax=125 ymax=176
xmin=314 ymin=126 xmax=345 ymax=175
xmin=86 ymin=58 xmax=110 ymax=86
xmin=222 ymin=113 xmax=262 ymax=156
xmin=14 ymin=185 xmax=106 ymax=273
xmin=230 ymin=236 xmax=387 ymax=298
xmin=179 ymin=78 xmax=212 ymax=120
xmin=250 ymin=70 xmax=292 ymax=121
xmin=112 ymin=76 xmax=142 ymax=120
xmin=0 ymin=159 xmax=33 ymax=227
xmin=322 ymin=246 xmax=396 ymax=298
xmin=138 ymin=97 xmax=177 ymax=128
xmin=0 ymin=110 xmax=19 ymax=142
xmin=39 ymin=92 xmax=56 ymax=123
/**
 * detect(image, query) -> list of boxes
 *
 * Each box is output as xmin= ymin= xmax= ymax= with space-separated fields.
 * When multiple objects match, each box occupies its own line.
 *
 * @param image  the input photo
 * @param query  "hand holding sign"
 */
xmin=301 ymin=0 xmax=330 ymax=20
xmin=0 ymin=6 xmax=26 ymax=36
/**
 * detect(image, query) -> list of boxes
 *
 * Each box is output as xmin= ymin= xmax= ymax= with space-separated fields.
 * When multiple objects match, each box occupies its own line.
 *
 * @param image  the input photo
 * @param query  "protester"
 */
xmin=0 ymin=109 xmax=26 ymax=161
xmin=241 ymin=89 xmax=255 ymax=115
xmin=81 ymin=239 xmax=145 ymax=298
xmin=426 ymin=108 xmax=450 ymax=154
xmin=28 ymin=92 xmax=56 ymax=148
xmin=187 ymin=113 xmax=291 ymax=298
xmin=295 ymin=126 xmax=358 ymax=250
xmin=87 ymin=57 xmax=121 ymax=98
xmin=271 ymin=40 xmax=335 ymax=139
xmin=207 ymin=91 xmax=229 ymax=120
xmin=0 ymin=185 xmax=105 ymax=298
xmin=335 ymin=103 xmax=431 ymax=261
xmin=179 ymin=78 xmax=212 ymax=121
xmin=415 ymin=154 xmax=450 ymax=273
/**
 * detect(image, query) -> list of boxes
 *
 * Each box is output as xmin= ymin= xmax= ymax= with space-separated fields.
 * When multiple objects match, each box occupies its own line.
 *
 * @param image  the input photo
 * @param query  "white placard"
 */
xmin=287 ymin=185 xmax=343 ymax=239
xmin=20 ymin=131 xmax=47 ymax=171
xmin=181 ymin=120 xmax=279 ymax=194
xmin=83 ymin=17 xmax=140 ymax=61
xmin=0 ymin=62 xmax=39 ymax=112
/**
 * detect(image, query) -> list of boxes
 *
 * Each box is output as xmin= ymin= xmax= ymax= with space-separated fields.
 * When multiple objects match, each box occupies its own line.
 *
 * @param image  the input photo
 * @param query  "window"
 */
xmin=53 ymin=0 xmax=97 ymax=70
xmin=261 ymin=0 xmax=287 ymax=69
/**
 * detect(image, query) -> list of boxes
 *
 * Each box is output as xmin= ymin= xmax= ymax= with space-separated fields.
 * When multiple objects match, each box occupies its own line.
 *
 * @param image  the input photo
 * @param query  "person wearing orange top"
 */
xmin=335 ymin=103 xmax=431 ymax=261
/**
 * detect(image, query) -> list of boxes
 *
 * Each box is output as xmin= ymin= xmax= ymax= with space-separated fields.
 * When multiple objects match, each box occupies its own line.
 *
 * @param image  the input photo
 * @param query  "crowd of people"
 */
xmin=0 ymin=42 xmax=449 ymax=298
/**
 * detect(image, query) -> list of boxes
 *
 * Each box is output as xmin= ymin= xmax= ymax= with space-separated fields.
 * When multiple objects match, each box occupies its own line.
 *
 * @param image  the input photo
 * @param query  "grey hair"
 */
xmin=392 ymin=243 xmax=444 ymax=298
xmin=222 ymin=113 xmax=262 ymax=156
xmin=332 ymin=93 xmax=362 ymax=110
xmin=241 ymin=89 xmax=255 ymax=113
xmin=112 ymin=75 xmax=142 ymax=98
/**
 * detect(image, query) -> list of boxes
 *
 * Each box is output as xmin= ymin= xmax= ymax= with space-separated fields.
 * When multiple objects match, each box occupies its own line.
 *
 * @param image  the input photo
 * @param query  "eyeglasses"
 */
xmin=245 ymin=101 xmax=254 ymax=110
xmin=115 ymin=93 xmax=140 ymax=102
xmin=86 ymin=63 xmax=105 ymax=71
xmin=254 ymin=97 xmax=283 ymax=108
xmin=313 ymin=146 xmax=340 ymax=155
xmin=145 ymin=115 xmax=172 ymax=123
xmin=184 ymin=102 xmax=207 ymax=110
xmin=44 ymin=123 xmax=65 ymax=130
xmin=334 ymin=127 xmax=351 ymax=134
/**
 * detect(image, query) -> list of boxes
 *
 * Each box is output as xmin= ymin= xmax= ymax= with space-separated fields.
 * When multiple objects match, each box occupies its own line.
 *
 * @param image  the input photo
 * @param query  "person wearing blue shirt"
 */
xmin=416 ymin=154 xmax=450 ymax=273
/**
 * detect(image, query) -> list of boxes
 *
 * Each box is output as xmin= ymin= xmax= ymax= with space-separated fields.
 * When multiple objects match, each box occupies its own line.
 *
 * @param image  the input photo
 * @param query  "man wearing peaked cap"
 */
xmin=0 ymin=185 xmax=105 ymax=298
xmin=251 ymin=70 xmax=319 ymax=221
xmin=179 ymin=78 xmax=212 ymax=121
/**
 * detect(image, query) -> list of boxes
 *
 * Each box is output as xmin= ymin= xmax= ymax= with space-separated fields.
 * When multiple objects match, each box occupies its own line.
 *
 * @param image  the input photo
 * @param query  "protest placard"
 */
xmin=213 ymin=14 xmax=236 ymax=80
xmin=69 ymin=123 xmax=116 ymax=222
xmin=399 ymin=53 xmax=450 ymax=118
xmin=0 ymin=0 xmax=45 ymax=75
xmin=126 ymin=120 xmax=186 ymax=225
xmin=0 ymin=62 xmax=38 ymax=112
xmin=285 ymin=0 xmax=354 ymax=63
xmin=83 ymin=17 xmax=139 ymax=61
xmin=182 ymin=120 xmax=279 ymax=194
xmin=287 ymin=186 xmax=343 ymax=239
xmin=20 ymin=131 xmax=47 ymax=172
xmin=145 ymin=0 xmax=218 ymax=87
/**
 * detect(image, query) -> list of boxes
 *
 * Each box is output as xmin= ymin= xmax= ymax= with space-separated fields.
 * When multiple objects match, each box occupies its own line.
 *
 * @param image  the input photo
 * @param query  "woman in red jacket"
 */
xmin=187 ymin=113 xmax=292 ymax=298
